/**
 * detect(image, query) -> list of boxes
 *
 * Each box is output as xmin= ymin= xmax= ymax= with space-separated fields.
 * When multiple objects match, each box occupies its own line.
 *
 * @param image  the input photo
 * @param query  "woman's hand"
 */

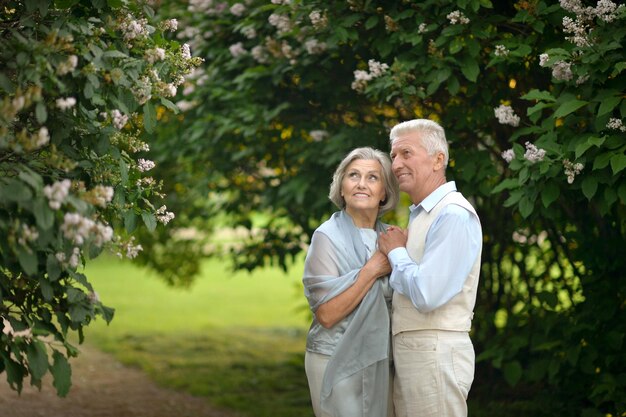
xmin=364 ymin=250 xmax=391 ymax=278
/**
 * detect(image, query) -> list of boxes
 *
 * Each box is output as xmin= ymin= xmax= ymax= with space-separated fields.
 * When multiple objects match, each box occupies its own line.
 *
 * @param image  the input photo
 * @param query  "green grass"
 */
xmin=83 ymin=255 xmax=314 ymax=417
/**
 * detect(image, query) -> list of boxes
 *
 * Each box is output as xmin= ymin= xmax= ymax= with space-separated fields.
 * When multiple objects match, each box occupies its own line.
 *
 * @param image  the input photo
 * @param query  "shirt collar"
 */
xmin=409 ymin=181 xmax=457 ymax=214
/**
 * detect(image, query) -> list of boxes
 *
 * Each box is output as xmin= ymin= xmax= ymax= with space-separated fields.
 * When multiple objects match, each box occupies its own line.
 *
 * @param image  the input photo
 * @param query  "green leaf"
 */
xmin=2 ymin=354 xmax=24 ymax=392
xmin=491 ymin=178 xmax=519 ymax=194
xmin=611 ymin=61 xmax=626 ymax=77
xmin=39 ymin=276 xmax=54 ymax=301
xmin=35 ymin=101 xmax=48 ymax=123
xmin=449 ymin=38 xmax=464 ymax=54
xmin=541 ymin=182 xmax=560 ymax=208
xmin=597 ymin=96 xmax=621 ymax=117
xmin=553 ymin=100 xmax=588 ymax=118
xmin=50 ymin=350 xmax=72 ymax=397
xmin=143 ymin=102 xmax=156 ymax=133
xmin=160 ymin=97 xmax=179 ymax=114
xmin=521 ymin=89 xmax=556 ymax=102
xmin=364 ymin=15 xmax=378 ymax=30
xmin=460 ymin=57 xmax=479 ymax=82
xmin=593 ymin=152 xmax=612 ymax=170
xmin=519 ymin=195 xmax=534 ymax=218
xmin=0 ymin=72 xmax=14 ymax=93
xmin=503 ymin=360 xmax=523 ymax=386
xmin=0 ymin=178 xmax=32 ymax=202
xmin=124 ymin=210 xmax=138 ymax=233
xmin=33 ymin=198 xmax=55 ymax=230
xmin=119 ymin=158 xmax=128 ymax=184
xmin=575 ymin=136 xmax=605 ymax=158
xmin=46 ymin=254 xmax=61 ymax=281
xmin=610 ymin=154 xmax=626 ymax=175
xmin=17 ymin=247 xmax=38 ymax=275
xmin=582 ymin=176 xmax=598 ymax=199
xmin=142 ymin=212 xmax=157 ymax=231
xmin=26 ymin=340 xmax=49 ymax=380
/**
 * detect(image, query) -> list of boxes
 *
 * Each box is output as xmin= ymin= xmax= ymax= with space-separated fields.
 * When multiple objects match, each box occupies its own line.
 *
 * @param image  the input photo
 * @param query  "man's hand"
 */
xmin=378 ymin=226 xmax=407 ymax=255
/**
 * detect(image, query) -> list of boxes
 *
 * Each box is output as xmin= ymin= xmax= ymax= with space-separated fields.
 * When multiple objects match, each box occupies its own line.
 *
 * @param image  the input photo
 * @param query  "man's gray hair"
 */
xmin=389 ymin=119 xmax=449 ymax=167
xmin=328 ymin=147 xmax=399 ymax=217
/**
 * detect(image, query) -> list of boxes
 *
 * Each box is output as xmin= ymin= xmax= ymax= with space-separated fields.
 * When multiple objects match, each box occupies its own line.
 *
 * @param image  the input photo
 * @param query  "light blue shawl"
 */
xmin=303 ymin=210 xmax=390 ymax=416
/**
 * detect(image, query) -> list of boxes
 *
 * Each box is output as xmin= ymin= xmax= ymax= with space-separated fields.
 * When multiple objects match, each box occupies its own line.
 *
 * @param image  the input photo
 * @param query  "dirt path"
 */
xmin=0 ymin=343 xmax=240 ymax=417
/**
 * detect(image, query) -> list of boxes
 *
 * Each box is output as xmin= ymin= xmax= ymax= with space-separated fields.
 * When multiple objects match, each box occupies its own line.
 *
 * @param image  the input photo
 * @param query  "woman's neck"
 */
xmin=345 ymin=208 xmax=377 ymax=229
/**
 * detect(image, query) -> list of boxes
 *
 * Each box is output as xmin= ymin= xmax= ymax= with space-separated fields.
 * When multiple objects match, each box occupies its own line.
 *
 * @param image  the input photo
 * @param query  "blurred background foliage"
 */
xmin=143 ymin=0 xmax=625 ymax=415
xmin=1 ymin=0 xmax=625 ymax=415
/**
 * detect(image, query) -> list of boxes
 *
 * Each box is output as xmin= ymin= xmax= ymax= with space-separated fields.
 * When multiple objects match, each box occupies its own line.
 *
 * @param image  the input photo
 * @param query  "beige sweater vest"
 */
xmin=392 ymin=191 xmax=482 ymax=335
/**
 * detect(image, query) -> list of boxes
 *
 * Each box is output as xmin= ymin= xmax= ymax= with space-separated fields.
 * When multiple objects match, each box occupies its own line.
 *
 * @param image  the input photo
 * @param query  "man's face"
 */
xmin=390 ymin=132 xmax=440 ymax=203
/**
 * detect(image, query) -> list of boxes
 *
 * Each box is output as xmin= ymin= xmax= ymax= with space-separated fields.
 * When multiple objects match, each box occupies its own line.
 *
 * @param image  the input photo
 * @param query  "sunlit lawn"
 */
xmin=83 ymin=255 xmax=314 ymax=417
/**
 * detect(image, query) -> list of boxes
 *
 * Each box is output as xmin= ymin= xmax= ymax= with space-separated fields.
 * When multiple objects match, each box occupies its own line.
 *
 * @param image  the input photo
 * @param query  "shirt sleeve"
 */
xmin=387 ymin=204 xmax=482 ymax=312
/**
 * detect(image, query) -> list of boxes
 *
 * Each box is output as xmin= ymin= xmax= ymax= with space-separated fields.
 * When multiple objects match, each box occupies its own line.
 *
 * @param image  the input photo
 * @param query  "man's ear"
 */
xmin=433 ymin=152 xmax=445 ymax=171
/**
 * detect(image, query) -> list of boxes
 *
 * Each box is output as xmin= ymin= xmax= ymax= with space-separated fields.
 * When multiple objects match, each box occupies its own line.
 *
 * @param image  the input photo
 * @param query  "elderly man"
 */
xmin=378 ymin=119 xmax=483 ymax=417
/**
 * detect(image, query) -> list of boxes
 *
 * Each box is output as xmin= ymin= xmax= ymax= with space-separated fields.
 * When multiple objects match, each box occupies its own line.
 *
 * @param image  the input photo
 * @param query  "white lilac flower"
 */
xmin=242 ymin=26 xmax=257 ymax=39
xmin=120 ymin=236 xmax=143 ymax=259
xmin=69 ymin=247 xmax=81 ymax=268
xmin=309 ymin=10 xmax=328 ymax=29
xmin=523 ymin=141 xmax=546 ymax=163
xmin=230 ymin=3 xmax=245 ymax=16
xmin=44 ymin=179 xmax=71 ymax=210
xmin=446 ymin=10 xmax=470 ymax=25
xmin=309 ymin=130 xmax=329 ymax=142
xmin=57 ymin=55 xmax=78 ymax=75
xmin=607 ymin=118 xmax=626 ymax=132
xmin=145 ymin=47 xmax=166 ymax=64
xmin=56 ymin=97 xmax=76 ymax=110
xmin=110 ymin=109 xmax=129 ymax=130
xmin=18 ymin=224 xmax=39 ymax=246
xmin=88 ymin=290 xmax=100 ymax=303
xmin=494 ymin=45 xmax=510 ymax=57
xmin=305 ymin=39 xmax=326 ymax=54
xmin=12 ymin=96 xmax=25 ymax=112
xmin=494 ymin=105 xmax=521 ymax=127
xmin=156 ymin=205 xmax=175 ymax=225
xmin=368 ymin=59 xmax=389 ymax=77
xmin=91 ymin=185 xmax=114 ymax=207
xmin=501 ymin=149 xmax=515 ymax=163
xmin=118 ymin=14 xmax=149 ymax=42
xmin=162 ymin=18 xmax=178 ymax=31
xmin=35 ymin=127 xmax=50 ymax=147
xmin=137 ymin=158 xmax=155 ymax=172
xmin=539 ymin=53 xmax=550 ymax=67
xmin=61 ymin=212 xmax=113 ymax=247
xmin=562 ymin=16 xmax=591 ymax=47
xmin=229 ymin=42 xmax=247 ymax=58
xmin=181 ymin=43 xmax=192 ymax=60
xmin=351 ymin=69 xmax=373 ymax=92
xmin=594 ymin=0 xmax=623 ymax=22
xmin=251 ymin=45 xmax=269 ymax=63
xmin=563 ymin=159 xmax=584 ymax=184
xmin=418 ymin=23 xmax=428 ymax=34
xmin=268 ymin=13 xmax=292 ymax=34
xmin=552 ymin=60 xmax=573 ymax=81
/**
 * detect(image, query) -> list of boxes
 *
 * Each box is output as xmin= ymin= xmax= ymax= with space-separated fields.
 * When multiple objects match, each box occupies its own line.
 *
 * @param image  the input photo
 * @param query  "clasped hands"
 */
xmin=378 ymin=225 xmax=407 ymax=256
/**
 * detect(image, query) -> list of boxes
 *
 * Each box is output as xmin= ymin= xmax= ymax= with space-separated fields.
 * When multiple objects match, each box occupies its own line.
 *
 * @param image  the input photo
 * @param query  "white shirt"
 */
xmin=387 ymin=181 xmax=482 ymax=312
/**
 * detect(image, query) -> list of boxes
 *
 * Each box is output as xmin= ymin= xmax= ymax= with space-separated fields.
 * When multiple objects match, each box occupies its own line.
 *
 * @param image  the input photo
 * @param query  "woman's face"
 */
xmin=341 ymin=159 xmax=386 ymax=216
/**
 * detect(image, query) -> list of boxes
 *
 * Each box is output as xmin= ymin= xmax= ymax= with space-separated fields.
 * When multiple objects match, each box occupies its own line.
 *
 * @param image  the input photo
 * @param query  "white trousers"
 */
xmin=305 ymin=351 xmax=395 ymax=417
xmin=392 ymin=330 xmax=474 ymax=417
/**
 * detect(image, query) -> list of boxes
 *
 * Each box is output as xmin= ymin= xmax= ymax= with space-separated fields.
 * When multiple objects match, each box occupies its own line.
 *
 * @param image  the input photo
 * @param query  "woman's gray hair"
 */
xmin=328 ymin=147 xmax=399 ymax=218
xmin=389 ymin=119 xmax=449 ymax=167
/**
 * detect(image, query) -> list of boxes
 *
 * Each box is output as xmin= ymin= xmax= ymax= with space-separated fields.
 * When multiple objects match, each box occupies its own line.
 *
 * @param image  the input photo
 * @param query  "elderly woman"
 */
xmin=303 ymin=147 xmax=399 ymax=417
